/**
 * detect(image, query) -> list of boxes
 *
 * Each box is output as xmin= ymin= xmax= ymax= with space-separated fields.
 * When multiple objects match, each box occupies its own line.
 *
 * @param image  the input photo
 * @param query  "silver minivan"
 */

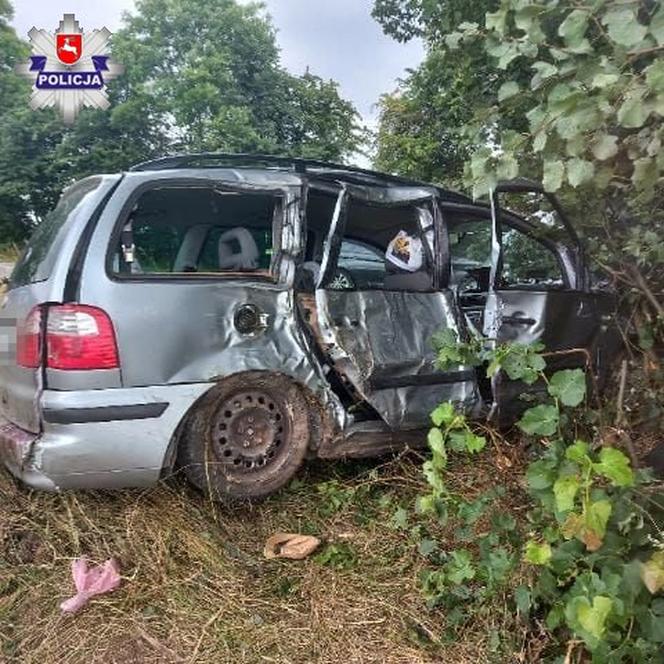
xmin=0 ymin=154 xmax=619 ymax=499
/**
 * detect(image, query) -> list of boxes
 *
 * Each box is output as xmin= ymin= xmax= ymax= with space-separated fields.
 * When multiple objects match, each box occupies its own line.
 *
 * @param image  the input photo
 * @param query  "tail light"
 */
xmin=17 ymin=306 xmax=42 ymax=368
xmin=46 ymin=304 xmax=119 ymax=370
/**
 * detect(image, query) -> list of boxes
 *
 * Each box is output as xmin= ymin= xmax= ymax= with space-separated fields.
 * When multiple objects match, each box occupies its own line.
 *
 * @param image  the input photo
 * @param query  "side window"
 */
xmin=502 ymin=228 xmax=564 ymax=288
xmin=337 ymin=240 xmax=386 ymax=289
xmin=305 ymin=192 xmax=434 ymax=292
xmin=112 ymin=187 xmax=276 ymax=276
xmin=448 ymin=215 xmax=564 ymax=291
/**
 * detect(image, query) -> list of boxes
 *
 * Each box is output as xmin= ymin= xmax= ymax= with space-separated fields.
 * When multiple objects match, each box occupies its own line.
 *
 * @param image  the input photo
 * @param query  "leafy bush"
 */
xmin=419 ymin=335 xmax=664 ymax=661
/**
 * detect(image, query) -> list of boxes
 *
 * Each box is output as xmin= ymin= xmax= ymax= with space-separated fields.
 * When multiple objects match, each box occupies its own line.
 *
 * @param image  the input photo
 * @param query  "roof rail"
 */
xmin=128 ymin=152 xmax=472 ymax=202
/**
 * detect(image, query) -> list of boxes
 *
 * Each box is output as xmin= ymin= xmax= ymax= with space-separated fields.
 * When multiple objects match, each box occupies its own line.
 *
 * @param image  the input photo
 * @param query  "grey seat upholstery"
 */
xmin=218 ymin=227 xmax=259 ymax=270
xmin=383 ymin=270 xmax=433 ymax=291
xmin=383 ymin=259 xmax=432 ymax=291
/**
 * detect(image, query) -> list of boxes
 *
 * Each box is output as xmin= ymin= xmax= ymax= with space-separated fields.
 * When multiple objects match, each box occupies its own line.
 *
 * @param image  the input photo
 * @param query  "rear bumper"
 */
xmin=0 ymin=382 xmax=214 ymax=491
xmin=0 ymin=418 xmax=57 ymax=491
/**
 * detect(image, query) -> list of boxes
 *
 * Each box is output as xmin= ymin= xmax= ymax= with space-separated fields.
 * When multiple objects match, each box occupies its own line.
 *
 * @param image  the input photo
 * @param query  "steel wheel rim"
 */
xmin=211 ymin=389 xmax=289 ymax=473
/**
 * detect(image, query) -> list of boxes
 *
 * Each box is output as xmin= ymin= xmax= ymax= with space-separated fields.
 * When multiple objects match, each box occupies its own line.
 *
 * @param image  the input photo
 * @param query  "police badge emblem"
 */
xmin=15 ymin=14 xmax=124 ymax=124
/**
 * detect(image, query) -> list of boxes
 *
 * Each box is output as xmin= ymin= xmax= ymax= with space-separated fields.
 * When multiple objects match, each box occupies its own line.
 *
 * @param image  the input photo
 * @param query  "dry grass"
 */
xmin=0 ymin=452 xmax=524 ymax=664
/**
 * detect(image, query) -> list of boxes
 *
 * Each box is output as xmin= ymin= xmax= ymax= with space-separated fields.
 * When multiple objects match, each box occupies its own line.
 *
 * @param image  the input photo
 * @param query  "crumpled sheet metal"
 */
xmin=315 ymin=288 xmax=480 ymax=428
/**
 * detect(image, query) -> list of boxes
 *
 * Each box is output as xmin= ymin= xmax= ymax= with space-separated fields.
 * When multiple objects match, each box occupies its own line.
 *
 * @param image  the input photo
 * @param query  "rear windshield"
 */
xmin=10 ymin=177 xmax=103 ymax=288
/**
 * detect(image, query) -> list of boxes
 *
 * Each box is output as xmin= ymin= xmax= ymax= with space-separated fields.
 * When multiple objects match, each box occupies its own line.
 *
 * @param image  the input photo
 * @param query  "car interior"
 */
xmin=112 ymin=187 xmax=276 ymax=276
xmin=112 ymin=185 xmax=565 ymax=299
xmin=299 ymin=188 xmax=435 ymax=293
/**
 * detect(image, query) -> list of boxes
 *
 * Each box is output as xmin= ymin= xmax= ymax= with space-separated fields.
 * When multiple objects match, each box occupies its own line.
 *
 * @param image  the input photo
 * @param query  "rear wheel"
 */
xmin=178 ymin=373 xmax=310 ymax=501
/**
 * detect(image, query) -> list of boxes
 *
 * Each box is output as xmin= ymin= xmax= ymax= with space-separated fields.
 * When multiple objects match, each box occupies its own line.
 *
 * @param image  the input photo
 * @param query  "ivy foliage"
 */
xmin=419 ymin=336 xmax=664 ymax=661
xmin=374 ymin=0 xmax=664 ymax=378
xmin=443 ymin=1 xmax=664 ymax=200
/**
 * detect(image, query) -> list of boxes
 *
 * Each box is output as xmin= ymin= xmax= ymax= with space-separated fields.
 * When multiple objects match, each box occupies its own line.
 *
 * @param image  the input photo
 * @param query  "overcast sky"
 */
xmin=11 ymin=0 xmax=424 ymax=137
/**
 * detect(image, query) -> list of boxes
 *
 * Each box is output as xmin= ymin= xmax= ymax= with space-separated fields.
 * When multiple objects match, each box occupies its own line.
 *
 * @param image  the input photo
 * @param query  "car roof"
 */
xmin=128 ymin=152 xmax=474 ymax=205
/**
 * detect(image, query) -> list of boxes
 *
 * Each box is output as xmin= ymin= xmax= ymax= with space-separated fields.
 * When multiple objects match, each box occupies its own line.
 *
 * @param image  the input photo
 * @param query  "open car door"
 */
xmin=311 ymin=184 xmax=480 ymax=429
xmin=484 ymin=180 xmax=620 ymax=420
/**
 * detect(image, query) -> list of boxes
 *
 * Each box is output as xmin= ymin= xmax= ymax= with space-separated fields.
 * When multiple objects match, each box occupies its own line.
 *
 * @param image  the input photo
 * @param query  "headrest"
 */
xmin=218 ymin=227 xmax=260 ymax=270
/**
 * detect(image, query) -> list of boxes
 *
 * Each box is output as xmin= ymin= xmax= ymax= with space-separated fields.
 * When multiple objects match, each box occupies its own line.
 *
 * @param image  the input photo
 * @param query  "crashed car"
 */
xmin=0 ymin=154 xmax=619 ymax=499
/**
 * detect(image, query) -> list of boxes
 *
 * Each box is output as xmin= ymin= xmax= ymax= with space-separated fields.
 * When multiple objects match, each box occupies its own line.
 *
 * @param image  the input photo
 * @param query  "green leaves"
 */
xmin=527 ymin=458 xmax=557 ymax=490
xmin=514 ymin=585 xmax=532 ymax=615
xmin=444 ymin=31 xmax=464 ymax=50
xmin=466 ymin=433 xmax=486 ymax=453
xmin=418 ymin=538 xmax=438 ymax=557
xmin=591 ymin=72 xmax=619 ymax=89
xmin=415 ymin=336 xmax=655 ymax=662
xmin=531 ymin=61 xmax=558 ymax=90
xmin=498 ymin=81 xmax=520 ymax=102
xmin=431 ymin=402 xmax=456 ymax=427
xmin=592 ymin=134 xmax=619 ymax=161
xmin=562 ymin=498 xmax=612 ymax=551
xmin=509 ymin=364 xmax=588 ymax=437
xmin=553 ymin=475 xmax=580 ymax=512
xmin=566 ymin=440 xmax=590 ymax=464
xmin=651 ymin=7 xmax=664 ymax=46
xmin=431 ymin=328 xmax=482 ymax=371
xmin=516 ymin=368 xmax=587 ymax=438
xmin=518 ymin=404 xmax=559 ymax=436
xmin=645 ymin=61 xmax=664 ymax=90
xmin=542 ymin=159 xmax=564 ymax=192
xmin=427 ymin=427 xmax=446 ymax=459
xmin=486 ymin=342 xmax=546 ymax=385
xmin=594 ymin=448 xmax=634 ymax=487
xmin=485 ymin=9 xmax=507 ymax=36
xmin=584 ymin=499 xmax=612 ymax=546
xmin=558 ymin=10 xmax=590 ymax=51
xmin=528 ymin=440 xmax=637 ymax=557
xmin=566 ymin=158 xmax=595 ymax=188
xmin=602 ymin=8 xmax=647 ymax=48
xmin=524 ymin=540 xmax=552 ymax=566
xmin=617 ymin=88 xmax=650 ymax=128
xmin=566 ymin=595 xmax=613 ymax=649
xmin=446 ymin=549 xmax=476 ymax=584
xmin=548 ymin=368 xmax=586 ymax=407
xmin=641 ymin=551 xmax=664 ymax=594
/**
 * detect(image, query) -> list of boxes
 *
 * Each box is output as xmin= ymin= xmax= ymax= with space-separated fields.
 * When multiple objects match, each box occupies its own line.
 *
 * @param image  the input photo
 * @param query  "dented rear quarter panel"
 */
xmin=74 ymin=169 xmax=347 ymax=432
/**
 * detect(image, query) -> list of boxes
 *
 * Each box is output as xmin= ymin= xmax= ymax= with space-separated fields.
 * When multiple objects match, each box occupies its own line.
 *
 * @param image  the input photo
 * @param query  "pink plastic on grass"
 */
xmin=60 ymin=557 xmax=121 ymax=614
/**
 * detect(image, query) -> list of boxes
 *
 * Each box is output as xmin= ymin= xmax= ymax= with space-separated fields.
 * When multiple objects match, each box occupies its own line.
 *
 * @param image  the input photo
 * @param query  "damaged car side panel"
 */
xmin=36 ymin=170 xmax=347 ymax=485
xmin=315 ymin=289 xmax=479 ymax=428
xmin=312 ymin=184 xmax=481 ymax=429
xmin=469 ymin=183 xmax=619 ymax=420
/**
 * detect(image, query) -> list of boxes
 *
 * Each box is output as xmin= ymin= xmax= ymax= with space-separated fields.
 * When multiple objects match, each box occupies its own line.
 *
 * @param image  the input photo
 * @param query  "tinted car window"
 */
xmin=337 ymin=239 xmax=386 ymax=289
xmin=10 ymin=177 xmax=103 ymax=288
xmin=502 ymin=227 xmax=563 ymax=288
xmin=449 ymin=217 xmax=563 ymax=291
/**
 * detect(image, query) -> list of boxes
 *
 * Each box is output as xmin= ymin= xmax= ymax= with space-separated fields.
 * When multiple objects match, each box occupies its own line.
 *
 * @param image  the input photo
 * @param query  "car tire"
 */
xmin=177 ymin=372 xmax=310 ymax=501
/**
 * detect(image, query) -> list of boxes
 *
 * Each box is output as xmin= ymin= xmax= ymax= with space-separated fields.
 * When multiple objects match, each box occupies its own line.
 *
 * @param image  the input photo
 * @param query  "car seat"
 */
xmin=218 ymin=227 xmax=260 ymax=270
xmin=383 ymin=264 xmax=432 ymax=291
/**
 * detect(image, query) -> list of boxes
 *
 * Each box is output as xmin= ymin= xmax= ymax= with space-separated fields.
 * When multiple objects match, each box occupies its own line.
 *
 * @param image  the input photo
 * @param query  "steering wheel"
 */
xmin=328 ymin=267 xmax=356 ymax=291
